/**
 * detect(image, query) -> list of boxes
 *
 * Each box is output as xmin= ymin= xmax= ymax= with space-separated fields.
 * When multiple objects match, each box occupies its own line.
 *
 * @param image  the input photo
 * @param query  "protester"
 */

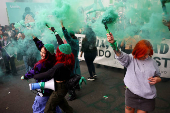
xmin=0 ymin=33 xmax=17 ymax=75
xmin=21 ymin=36 xmax=61 ymax=113
xmin=60 ymin=21 xmax=81 ymax=101
xmin=107 ymin=33 xmax=162 ymax=113
xmin=80 ymin=26 xmax=97 ymax=81
xmin=34 ymin=43 xmax=75 ymax=113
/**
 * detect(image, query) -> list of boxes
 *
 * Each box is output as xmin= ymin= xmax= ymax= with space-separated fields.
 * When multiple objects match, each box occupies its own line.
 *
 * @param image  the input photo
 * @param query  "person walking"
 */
xmin=107 ymin=33 xmax=162 ymax=113
xmin=80 ymin=26 xmax=97 ymax=81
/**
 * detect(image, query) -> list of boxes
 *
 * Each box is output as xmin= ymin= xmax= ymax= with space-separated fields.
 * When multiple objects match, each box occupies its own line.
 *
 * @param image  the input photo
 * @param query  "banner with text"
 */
xmin=76 ymin=34 xmax=170 ymax=78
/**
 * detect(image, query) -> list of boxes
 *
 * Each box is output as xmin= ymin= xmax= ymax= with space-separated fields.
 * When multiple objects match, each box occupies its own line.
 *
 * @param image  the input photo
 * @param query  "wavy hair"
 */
xmin=55 ymin=47 xmax=75 ymax=71
xmin=132 ymin=40 xmax=153 ymax=59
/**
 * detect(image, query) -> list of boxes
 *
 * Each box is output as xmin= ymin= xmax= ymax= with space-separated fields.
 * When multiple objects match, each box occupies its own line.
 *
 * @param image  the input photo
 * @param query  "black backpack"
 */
xmin=65 ymin=74 xmax=81 ymax=90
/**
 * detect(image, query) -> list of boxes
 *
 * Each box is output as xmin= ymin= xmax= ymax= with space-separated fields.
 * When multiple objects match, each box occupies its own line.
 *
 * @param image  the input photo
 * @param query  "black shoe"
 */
xmin=67 ymin=95 xmax=76 ymax=101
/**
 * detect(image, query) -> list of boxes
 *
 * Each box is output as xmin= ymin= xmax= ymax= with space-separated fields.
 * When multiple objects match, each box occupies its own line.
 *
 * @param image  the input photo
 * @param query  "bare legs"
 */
xmin=125 ymin=105 xmax=148 ymax=113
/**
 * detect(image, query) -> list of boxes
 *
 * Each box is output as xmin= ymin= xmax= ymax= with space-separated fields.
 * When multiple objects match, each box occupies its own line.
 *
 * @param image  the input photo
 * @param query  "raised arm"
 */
xmin=161 ymin=0 xmax=168 ymax=14
xmin=106 ymin=33 xmax=131 ymax=67
xmin=32 ymin=36 xmax=44 ymax=51
xmin=49 ymin=27 xmax=64 ymax=45
xmin=106 ymin=33 xmax=121 ymax=56
xmin=60 ymin=21 xmax=79 ymax=49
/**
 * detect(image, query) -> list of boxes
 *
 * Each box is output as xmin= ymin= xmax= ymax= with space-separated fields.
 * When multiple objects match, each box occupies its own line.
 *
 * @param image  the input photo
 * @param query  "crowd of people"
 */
xmin=0 ymin=23 xmax=23 ymax=75
xmin=0 ymin=17 xmax=167 ymax=113
xmin=18 ymin=21 xmax=98 ymax=113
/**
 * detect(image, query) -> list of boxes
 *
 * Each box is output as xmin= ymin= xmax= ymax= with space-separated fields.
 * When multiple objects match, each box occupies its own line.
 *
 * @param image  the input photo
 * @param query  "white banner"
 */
xmin=76 ymin=34 xmax=170 ymax=78
xmin=152 ymin=39 xmax=170 ymax=78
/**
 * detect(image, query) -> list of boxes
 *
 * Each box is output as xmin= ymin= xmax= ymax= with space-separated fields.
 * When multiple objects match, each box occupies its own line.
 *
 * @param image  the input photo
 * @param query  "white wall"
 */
xmin=0 ymin=0 xmax=112 ymax=26
xmin=0 ymin=0 xmax=51 ymax=26
xmin=0 ymin=0 xmax=14 ymax=26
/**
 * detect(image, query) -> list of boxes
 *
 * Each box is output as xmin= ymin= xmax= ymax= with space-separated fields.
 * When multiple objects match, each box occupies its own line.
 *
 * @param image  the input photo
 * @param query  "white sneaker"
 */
xmin=93 ymin=75 xmax=97 ymax=77
xmin=87 ymin=77 xmax=95 ymax=81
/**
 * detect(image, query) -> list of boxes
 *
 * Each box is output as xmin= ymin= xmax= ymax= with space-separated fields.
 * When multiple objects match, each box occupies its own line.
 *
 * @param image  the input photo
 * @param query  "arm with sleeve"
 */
xmin=62 ymin=27 xmax=79 ymax=51
xmin=34 ymin=63 xmax=71 ymax=81
xmin=24 ymin=63 xmax=43 ymax=79
xmin=55 ymin=34 xmax=64 ymax=45
xmin=33 ymin=37 xmax=44 ymax=51
xmin=115 ymin=51 xmax=132 ymax=68
xmin=33 ymin=64 xmax=57 ymax=80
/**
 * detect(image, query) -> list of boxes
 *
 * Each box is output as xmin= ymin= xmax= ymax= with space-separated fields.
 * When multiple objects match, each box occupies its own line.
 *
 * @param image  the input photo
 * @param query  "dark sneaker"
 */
xmin=87 ymin=77 xmax=95 ymax=81
xmin=67 ymin=96 xmax=76 ymax=101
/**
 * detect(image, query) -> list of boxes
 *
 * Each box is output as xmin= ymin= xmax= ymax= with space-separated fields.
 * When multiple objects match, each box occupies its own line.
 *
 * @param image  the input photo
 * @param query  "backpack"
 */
xmin=65 ymin=74 xmax=81 ymax=90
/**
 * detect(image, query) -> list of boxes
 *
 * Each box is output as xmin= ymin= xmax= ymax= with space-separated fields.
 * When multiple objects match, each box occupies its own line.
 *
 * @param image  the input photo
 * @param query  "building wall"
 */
xmin=0 ymin=0 xmax=50 ymax=26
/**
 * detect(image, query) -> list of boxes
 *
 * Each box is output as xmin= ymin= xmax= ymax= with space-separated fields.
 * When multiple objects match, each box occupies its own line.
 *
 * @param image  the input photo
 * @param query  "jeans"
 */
xmin=84 ymin=51 xmax=97 ymax=77
xmin=32 ymin=95 xmax=62 ymax=113
xmin=2 ymin=54 xmax=17 ymax=74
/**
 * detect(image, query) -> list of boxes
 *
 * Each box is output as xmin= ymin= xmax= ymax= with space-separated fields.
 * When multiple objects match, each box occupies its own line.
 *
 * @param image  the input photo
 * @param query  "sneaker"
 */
xmin=67 ymin=96 xmax=76 ymax=101
xmin=93 ymin=75 xmax=97 ymax=77
xmin=87 ymin=77 xmax=95 ymax=81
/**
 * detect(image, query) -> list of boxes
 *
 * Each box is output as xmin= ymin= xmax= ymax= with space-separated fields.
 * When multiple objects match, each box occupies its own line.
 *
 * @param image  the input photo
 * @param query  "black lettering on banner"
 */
xmin=153 ymin=57 xmax=170 ymax=68
xmin=105 ymin=50 xmax=111 ymax=58
xmin=106 ymin=45 xmax=109 ymax=49
xmin=160 ymin=44 xmax=169 ymax=54
xmin=96 ymin=39 xmax=99 ymax=47
xmin=100 ymin=40 xmax=105 ymax=47
xmin=153 ymin=43 xmax=158 ymax=54
xmin=162 ymin=58 xmax=170 ymax=68
xmin=153 ymin=57 xmax=161 ymax=66
xmin=99 ymin=50 xmax=104 ymax=56
xmin=161 ymin=71 xmax=167 ymax=74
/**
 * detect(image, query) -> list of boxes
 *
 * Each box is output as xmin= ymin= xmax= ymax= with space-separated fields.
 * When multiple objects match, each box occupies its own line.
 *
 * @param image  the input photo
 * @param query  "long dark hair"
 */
xmin=34 ymin=47 xmax=56 ymax=69
xmin=84 ymin=26 xmax=96 ymax=47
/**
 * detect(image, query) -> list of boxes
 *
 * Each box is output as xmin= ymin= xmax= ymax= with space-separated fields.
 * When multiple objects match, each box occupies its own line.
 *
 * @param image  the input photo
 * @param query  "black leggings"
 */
xmin=84 ymin=51 xmax=97 ymax=77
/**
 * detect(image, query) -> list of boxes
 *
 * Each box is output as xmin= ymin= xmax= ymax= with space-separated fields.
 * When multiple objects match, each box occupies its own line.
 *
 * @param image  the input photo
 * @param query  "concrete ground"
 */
xmin=0 ymin=61 xmax=170 ymax=113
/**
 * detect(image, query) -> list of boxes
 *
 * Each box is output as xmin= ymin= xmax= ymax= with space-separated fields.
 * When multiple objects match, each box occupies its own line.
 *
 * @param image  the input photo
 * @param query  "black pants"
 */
xmin=84 ymin=51 xmax=97 ymax=77
xmin=2 ymin=55 xmax=17 ymax=74
xmin=45 ymin=82 xmax=73 ymax=113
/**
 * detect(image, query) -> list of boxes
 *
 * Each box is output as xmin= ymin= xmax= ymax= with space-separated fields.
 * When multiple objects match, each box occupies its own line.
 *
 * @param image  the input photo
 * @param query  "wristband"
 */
xmin=110 ymin=40 xmax=118 ymax=51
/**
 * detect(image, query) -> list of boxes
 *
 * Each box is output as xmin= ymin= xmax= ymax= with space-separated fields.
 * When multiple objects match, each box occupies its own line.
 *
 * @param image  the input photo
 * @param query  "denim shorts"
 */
xmin=125 ymin=88 xmax=155 ymax=112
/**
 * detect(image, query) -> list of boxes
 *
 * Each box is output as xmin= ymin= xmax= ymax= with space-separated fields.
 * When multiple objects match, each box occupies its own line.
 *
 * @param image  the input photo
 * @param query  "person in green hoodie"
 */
xmin=60 ymin=21 xmax=81 ymax=101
